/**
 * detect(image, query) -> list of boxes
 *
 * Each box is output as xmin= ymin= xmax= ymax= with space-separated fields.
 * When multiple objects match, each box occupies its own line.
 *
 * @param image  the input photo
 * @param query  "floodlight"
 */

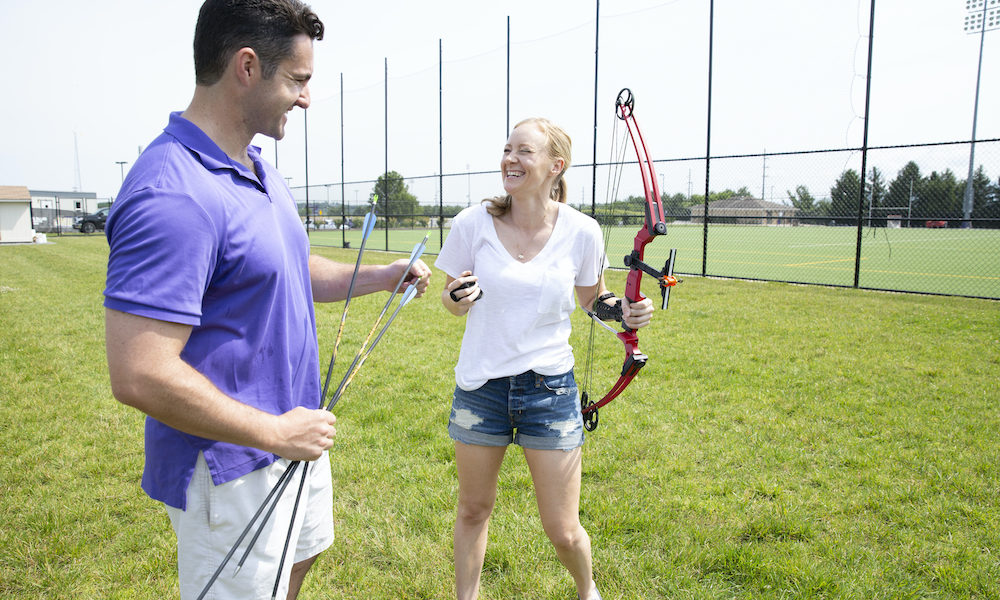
xmin=964 ymin=0 xmax=1000 ymax=33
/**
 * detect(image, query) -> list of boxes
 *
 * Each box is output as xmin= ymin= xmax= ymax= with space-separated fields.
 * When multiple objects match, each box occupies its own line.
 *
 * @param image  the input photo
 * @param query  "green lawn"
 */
xmin=309 ymin=223 xmax=1000 ymax=299
xmin=1 ymin=235 xmax=998 ymax=599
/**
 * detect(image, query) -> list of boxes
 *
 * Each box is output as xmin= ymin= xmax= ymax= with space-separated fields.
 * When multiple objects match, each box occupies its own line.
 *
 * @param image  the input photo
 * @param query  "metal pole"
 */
xmin=962 ymin=0 xmax=990 ymax=228
xmin=908 ymin=179 xmax=914 ymax=226
xmin=304 ymin=109 xmax=310 ymax=234
xmin=340 ymin=73 xmax=346 ymax=248
xmin=590 ymin=0 xmax=600 ymax=217
xmin=439 ymin=38 xmax=445 ymax=249
xmin=702 ymin=0 xmax=714 ymax=277
xmin=385 ymin=57 xmax=389 ymax=251
xmin=853 ymin=0 xmax=876 ymax=288
xmin=506 ymin=16 xmax=511 ymax=136
xmin=760 ymin=150 xmax=766 ymax=203
xmin=115 ymin=161 xmax=128 ymax=186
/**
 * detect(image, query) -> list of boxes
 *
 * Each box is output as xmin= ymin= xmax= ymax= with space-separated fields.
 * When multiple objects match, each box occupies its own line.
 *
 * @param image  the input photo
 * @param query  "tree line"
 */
xmin=795 ymin=162 xmax=1000 ymax=227
xmin=300 ymin=162 xmax=1000 ymax=229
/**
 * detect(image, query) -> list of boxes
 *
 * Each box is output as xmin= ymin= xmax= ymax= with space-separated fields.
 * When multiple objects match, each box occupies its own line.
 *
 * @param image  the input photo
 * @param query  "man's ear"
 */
xmin=232 ymin=47 xmax=259 ymax=85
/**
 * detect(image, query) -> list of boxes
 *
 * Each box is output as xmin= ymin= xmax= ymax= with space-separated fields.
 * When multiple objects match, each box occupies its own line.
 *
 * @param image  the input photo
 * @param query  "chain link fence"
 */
xmin=294 ymin=138 xmax=999 ymax=300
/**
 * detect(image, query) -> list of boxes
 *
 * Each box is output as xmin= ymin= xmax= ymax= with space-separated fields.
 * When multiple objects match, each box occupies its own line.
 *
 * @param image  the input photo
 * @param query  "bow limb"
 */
xmin=617 ymin=88 xmax=669 ymax=314
xmin=581 ymin=314 xmax=647 ymax=431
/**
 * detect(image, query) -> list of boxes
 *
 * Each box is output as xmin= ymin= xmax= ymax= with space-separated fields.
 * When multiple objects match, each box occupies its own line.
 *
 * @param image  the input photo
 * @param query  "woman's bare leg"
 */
xmin=454 ymin=442 xmax=507 ymax=600
xmin=523 ymin=447 xmax=598 ymax=600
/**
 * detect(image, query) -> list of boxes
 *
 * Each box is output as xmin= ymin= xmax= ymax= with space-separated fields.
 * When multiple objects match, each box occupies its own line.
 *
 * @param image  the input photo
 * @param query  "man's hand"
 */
xmin=389 ymin=257 xmax=431 ymax=297
xmin=270 ymin=407 xmax=337 ymax=461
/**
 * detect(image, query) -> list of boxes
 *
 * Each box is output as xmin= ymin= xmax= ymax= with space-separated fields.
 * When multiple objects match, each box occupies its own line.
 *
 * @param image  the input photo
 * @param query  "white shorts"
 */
xmin=165 ymin=452 xmax=335 ymax=600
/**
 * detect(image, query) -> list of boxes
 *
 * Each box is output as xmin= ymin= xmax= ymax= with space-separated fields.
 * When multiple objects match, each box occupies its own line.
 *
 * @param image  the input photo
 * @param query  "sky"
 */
xmin=1 ymin=0 xmax=997 ymax=208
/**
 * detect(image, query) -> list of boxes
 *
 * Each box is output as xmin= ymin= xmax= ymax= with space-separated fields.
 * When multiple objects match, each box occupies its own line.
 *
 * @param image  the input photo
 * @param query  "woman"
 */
xmin=435 ymin=117 xmax=654 ymax=600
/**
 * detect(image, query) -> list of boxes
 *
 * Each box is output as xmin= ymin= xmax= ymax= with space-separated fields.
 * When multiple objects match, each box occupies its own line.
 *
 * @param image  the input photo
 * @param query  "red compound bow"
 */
xmin=581 ymin=88 xmax=679 ymax=432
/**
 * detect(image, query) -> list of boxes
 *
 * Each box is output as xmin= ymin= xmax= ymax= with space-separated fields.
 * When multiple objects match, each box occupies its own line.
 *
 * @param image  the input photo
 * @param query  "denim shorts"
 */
xmin=448 ymin=369 xmax=585 ymax=450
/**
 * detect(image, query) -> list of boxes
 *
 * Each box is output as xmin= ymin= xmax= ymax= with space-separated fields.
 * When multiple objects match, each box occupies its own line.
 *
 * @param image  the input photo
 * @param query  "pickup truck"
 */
xmin=73 ymin=207 xmax=110 ymax=234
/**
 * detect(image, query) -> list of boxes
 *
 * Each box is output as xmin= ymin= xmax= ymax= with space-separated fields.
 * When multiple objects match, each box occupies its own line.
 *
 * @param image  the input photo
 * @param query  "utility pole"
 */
xmin=760 ymin=149 xmax=767 ymax=201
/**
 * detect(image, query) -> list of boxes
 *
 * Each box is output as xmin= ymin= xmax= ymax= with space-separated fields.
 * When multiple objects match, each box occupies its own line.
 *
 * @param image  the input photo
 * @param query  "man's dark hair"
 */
xmin=193 ymin=0 xmax=324 ymax=86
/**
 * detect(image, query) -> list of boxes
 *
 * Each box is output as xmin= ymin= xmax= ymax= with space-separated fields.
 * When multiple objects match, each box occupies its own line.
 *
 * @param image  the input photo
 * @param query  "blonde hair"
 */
xmin=484 ymin=117 xmax=572 ymax=216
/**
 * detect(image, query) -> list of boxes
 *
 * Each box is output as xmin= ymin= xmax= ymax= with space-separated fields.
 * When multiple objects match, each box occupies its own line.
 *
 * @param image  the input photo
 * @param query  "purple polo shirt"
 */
xmin=104 ymin=112 xmax=319 ymax=510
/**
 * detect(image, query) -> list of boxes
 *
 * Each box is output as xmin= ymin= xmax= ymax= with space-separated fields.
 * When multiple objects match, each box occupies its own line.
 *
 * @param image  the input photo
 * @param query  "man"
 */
xmin=103 ymin=1 xmax=431 ymax=598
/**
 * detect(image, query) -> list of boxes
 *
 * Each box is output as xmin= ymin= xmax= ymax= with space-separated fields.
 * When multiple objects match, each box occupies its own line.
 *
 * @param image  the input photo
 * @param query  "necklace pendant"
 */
xmin=517 ymin=253 xmax=525 ymax=260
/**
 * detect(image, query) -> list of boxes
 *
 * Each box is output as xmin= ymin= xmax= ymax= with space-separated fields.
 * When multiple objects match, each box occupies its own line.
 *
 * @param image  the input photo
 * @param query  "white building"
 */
xmin=0 ymin=185 xmax=35 ymax=243
xmin=29 ymin=189 xmax=101 ymax=233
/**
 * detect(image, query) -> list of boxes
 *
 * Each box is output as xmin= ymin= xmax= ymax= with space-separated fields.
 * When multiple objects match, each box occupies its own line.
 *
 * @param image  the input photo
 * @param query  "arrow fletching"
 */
xmin=409 ymin=234 xmax=429 ymax=262
xmin=399 ymin=283 xmax=418 ymax=307
xmin=361 ymin=210 xmax=376 ymax=240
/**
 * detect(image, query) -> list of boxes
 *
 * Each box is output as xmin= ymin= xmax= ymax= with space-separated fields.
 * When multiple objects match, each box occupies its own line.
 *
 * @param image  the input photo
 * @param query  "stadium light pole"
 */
xmin=115 ymin=161 xmax=128 ymax=185
xmin=961 ymin=0 xmax=998 ymax=228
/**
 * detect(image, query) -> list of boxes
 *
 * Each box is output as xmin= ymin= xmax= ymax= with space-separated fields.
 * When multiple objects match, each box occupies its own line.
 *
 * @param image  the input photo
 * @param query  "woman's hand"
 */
xmin=442 ymin=271 xmax=482 ymax=316
xmin=622 ymin=296 xmax=654 ymax=329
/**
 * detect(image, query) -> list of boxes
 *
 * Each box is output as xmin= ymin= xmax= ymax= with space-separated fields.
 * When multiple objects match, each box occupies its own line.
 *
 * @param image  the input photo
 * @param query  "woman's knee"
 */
xmin=544 ymin=522 xmax=588 ymax=552
xmin=456 ymin=496 xmax=496 ymax=526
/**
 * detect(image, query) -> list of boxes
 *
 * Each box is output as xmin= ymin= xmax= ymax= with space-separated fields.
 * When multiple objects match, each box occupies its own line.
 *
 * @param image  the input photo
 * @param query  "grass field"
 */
xmin=308 ymin=223 xmax=1000 ymax=299
xmin=1 ymin=235 xmax=998 ymax=599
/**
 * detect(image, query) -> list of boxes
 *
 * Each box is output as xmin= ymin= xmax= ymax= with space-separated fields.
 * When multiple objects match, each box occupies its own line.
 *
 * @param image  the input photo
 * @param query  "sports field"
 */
xmin=308 ymin=223 xmax=1000 ymax=299
xmin=2 ymin=236 xmax=998 ymax=598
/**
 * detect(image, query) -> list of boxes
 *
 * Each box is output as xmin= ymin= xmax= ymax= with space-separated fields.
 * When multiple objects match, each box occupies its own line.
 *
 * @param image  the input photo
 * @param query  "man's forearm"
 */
xmin=309 ymin=255 xmax=393 ymax=302
xmin=105 ymin=308 xmax=284 ymax=452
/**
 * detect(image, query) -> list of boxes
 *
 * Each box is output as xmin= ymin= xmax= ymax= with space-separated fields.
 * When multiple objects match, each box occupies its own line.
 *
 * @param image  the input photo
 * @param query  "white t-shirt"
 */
xmin=435 ymin=202 xmax=608 ymax=390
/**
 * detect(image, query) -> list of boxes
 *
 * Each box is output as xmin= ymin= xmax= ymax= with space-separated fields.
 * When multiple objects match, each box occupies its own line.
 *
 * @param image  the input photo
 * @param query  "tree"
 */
xmin=885 ymin=162 xmax=922 ymax=226
xmin=426 ymin=204 xmax=469 ymax=219
xmin=914 ymin=169 xmax=962 ymax=222
xmin=971 ymin=174 xmax=1000 ymax=228
xmin=968 ymin=165 xmax=994 ymax=217
xmin=786 ymin=185 xmax=830 ymax=220
xmin=371 ymin=171 xmax=420 ymax=227
xmin=867 ymin=167 xmax=887 ymax=210
xmin=661 ymin=192 xmax=690 ymax=219
xmin=787 ymin=185 xmax=816 ymax=212
xmin=861 ymin=167 xmax=889 ymax=226
xmin=829 ymin=169 xmax=861 ymax=224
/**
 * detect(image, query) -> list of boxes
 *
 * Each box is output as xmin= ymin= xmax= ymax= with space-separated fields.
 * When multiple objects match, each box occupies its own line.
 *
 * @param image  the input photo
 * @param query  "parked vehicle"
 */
xmin=925 ymin=220 xmax=947 ymax=228
xmin=73 ymin=207 xmax=110 ymax=234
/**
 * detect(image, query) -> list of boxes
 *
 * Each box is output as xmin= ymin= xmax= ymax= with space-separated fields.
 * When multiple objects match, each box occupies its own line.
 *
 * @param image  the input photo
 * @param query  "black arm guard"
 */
xmin=593 ymin=292 xmax=623 ymax=322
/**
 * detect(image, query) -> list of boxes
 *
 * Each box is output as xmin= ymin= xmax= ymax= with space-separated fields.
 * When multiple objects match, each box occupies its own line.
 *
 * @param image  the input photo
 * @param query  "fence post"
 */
xmin=853 ymin=0 xmax=877 ymax=288
xmin=702 ymin=0 xmax=714 ymax=277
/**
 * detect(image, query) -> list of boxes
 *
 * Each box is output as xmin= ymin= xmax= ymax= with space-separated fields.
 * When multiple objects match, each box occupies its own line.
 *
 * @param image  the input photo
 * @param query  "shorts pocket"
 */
xmin=540 ymin=371 xmax=577 ymax=396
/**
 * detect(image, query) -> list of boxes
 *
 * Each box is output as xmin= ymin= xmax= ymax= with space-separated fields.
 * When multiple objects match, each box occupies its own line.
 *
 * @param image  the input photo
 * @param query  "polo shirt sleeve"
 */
xmin=104 ymin=186 xmax=220 ymax=326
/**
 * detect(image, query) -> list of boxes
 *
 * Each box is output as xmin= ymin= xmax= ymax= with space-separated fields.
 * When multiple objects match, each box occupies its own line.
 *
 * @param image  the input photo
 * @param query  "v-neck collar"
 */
xmin=488 ymin=203 xmax=563 ymax=265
